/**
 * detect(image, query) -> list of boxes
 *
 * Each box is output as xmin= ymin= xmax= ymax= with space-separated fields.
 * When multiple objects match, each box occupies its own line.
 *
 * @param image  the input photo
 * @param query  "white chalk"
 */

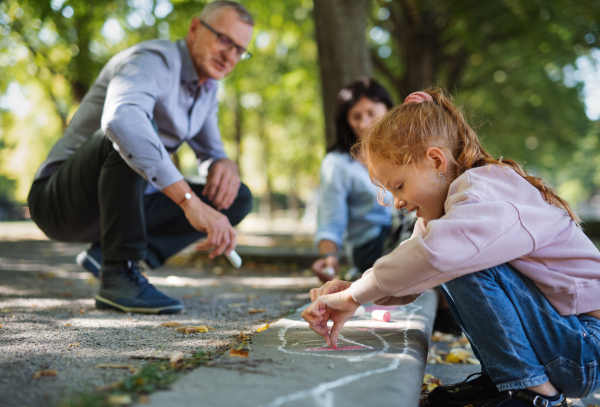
xmin=322 ymin=266 xmax=335 ymax=277
xmin=371 ymin=309 xmax=391 ymax=322
xmin=224 ymin=250 xmax=242 ymax=268
xmin=353 ymin=305 xmax=366 ymax=318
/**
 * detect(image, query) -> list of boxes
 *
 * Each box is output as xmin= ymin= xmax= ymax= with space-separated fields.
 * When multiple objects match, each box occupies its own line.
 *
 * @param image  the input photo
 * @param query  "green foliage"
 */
xmin=368 ymin=0 xmax=600 ymax=207
xmin=1 ymin=0 xmax=599 ymax=213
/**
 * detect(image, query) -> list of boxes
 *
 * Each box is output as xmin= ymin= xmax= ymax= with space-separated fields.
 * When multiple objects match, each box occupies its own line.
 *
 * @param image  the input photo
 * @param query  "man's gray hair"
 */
xmin=200 ymin=1 xmax=254 ymax=26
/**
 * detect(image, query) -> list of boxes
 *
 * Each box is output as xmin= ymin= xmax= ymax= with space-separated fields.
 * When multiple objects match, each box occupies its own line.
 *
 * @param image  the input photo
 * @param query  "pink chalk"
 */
xmin=371 ymin=309 xmax=391 ymax=322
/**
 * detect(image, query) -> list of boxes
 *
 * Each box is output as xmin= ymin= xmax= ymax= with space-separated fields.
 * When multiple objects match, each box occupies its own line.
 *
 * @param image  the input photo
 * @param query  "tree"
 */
xmin=313 ymin=0 xmax=372 ymax=149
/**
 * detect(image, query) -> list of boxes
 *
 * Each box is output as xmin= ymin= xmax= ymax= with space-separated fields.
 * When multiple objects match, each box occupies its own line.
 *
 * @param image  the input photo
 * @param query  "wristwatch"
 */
xmin=177 ymin=190 xmax=193 ymax=206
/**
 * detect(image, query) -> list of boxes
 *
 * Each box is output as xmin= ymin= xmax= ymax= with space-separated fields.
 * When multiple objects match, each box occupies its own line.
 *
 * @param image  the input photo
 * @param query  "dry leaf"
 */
xmin=256 ymin=323 xmax=270 ymax=332
xmin=0 ymin=325 xmax=3 ymax=328
xmin=248 ymin=308 xmax=265 ymax=314
xmin=95 ymin=364 xmax=135 ymax=370
xmin=170 ymin=351 xmax=184 ymax=368
xmin=33 ymin=369 xmax=58 ymax=379
xmin=107 ymin=394 xmax=132 ymax=405
xmin=60 ymin=292 xmax=73 ymax=298
xmin=160 ymin=321 xmax=181 ymax=327
xmin=137 ymin=395 xmax=151 ymax=404
xmin=247 ymin=294 xmax=259 ymax=301
xmin=78 ymin=309 xmax=85 ymax=314
xmin=68 ymin=343 xmax=80 ymax=347
xmin=175 ymin=325 xmax=209 ymax=333
xmin=95 ymin=381 xmax=122 ymax=392
xmin=64 ymin=323 xmax=70 ymax=327
xmin=279 ymin=300 xmax=293 ymax=306
xmin=229 ymin=348 xmax=249 ymax=358
xmin=227 ymin=302 xmax=244 ymax=308
xmin=446 ymin=348 xmax=472 ymax=364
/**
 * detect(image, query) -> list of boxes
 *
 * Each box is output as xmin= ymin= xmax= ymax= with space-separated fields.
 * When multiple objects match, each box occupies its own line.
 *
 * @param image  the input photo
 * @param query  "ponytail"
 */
xmin=364 ymin=87 xmax=580 ymax=225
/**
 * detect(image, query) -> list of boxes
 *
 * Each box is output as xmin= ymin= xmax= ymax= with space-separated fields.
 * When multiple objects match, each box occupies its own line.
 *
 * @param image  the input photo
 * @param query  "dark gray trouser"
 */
xmin=27 ymin=130 xmax=253 ymax=268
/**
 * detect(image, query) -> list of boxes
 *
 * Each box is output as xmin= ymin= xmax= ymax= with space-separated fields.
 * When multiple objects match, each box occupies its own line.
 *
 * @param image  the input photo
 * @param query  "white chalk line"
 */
xmin=256 ymin=303 xmax=422 ymax=407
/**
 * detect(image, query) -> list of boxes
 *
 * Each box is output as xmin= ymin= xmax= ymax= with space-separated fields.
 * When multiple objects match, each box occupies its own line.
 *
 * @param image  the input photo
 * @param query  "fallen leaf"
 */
xmin=229 ymin=348 xmax=249 ymax=358
xmin=256 ymin=323 xmax=270 ymax=332
xmin=95 ymin=364 xmax=135 ymax=370
xmin=446 ymin=348 xmax=472 ymax=364
xmin=137 ymin=395 xmax=151 ymax=404
xmin=227 ymin=302 xmax=244 ymax=308
xmin=160 ymin=321 xmax=181 ymax=327
xmin=107 ymin=394 xmax=132 ymax=405
xmin=33 ymin=369 xmax=58 ymax=379
xmin=279 ymin=300 xmax=293 ymax=306
xmin=175 ymin=325 xmax=209 ymax=333
xmin=232 ymin=286 xmax=244 ymax=292
xmin=246 ymin=294 xmax=259 ymax=301
xmin=182 ymin=294 xmax=192 ymax=299
xmin=68 ymin=343 xmax=80 ymax=347
xmin=95 ymin=381 xmax=122 ymax=392
xmin=170 ymin=351 xmax=184 ymax=368
xmin=78 ymin=309 xmax=85 ymax=314
xmin=248 ymin=308 xmax=266 ymax=314
xmin=0 ymin=325 xmax=3 ymax=328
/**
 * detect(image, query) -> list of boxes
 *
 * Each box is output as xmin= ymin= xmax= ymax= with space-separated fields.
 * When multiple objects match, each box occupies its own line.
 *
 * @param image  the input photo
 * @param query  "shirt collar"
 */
xmin=177 ymin=39 xmax=217 ymax=92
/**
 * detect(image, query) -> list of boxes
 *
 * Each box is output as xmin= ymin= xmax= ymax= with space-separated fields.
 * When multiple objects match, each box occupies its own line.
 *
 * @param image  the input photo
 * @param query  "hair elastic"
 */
xmin=404 ymin=91 xmax=433 ymax=105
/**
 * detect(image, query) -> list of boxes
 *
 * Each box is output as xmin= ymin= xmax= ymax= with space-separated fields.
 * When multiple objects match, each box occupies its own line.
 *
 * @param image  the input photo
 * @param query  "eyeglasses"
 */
xmin=200 ymin=20 xmax=252 ymax=61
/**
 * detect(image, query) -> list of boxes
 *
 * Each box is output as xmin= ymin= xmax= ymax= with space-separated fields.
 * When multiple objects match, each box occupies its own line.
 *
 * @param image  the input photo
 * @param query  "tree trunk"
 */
xmin=313 ymin=0 xmax=372 ymax=150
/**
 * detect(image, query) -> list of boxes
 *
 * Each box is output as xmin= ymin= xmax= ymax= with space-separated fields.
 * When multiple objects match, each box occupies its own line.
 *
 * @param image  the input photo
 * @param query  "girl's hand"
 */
xmin=301 ymin=289 xmax=360 ymax=348
xmin=309 ymin=279 xmax=352 ymax=302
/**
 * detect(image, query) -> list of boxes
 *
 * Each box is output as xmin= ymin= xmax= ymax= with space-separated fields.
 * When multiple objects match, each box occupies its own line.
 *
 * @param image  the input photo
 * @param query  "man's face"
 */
xmin=186 ymin=8 xmax=253 ymax=83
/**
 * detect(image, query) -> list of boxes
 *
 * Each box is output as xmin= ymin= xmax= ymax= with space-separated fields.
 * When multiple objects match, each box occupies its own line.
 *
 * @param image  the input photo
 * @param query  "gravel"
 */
xmin=0 ymin=238 xmax=316 ymax=407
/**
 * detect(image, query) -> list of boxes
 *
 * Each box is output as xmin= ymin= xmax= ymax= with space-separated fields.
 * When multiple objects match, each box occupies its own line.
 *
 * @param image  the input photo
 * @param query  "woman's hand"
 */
xmin=301 ymin=288 xmax=360 ymax=348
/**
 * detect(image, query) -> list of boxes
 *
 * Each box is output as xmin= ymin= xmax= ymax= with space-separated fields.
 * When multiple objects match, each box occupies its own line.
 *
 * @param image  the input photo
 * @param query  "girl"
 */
xmin=301 ymin=88 xmax=600 ymax=407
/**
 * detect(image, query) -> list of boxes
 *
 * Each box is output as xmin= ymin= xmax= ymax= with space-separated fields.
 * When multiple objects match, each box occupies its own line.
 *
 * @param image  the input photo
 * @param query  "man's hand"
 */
xmin=163 ymin=180 xmax=236 ymax=258
xmin=301 ymin=288 xmax=360 ymax=348
xmin=203 ymin=158 xmax=240 ymax=210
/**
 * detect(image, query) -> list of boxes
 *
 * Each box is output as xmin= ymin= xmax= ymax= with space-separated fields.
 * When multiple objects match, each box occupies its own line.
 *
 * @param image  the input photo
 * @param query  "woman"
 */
xmin=312 ymin=78 xmax=411 ymax=282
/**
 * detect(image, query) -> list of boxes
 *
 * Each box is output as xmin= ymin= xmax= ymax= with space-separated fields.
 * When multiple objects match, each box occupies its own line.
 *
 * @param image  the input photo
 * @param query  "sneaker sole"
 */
xmin=95 ymin=295 xmax=184 ymax=314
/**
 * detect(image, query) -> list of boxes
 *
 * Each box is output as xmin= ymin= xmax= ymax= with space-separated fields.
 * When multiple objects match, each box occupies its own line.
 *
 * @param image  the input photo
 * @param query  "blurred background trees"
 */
xmin=1 ymin=0 xmax=599 ymax=222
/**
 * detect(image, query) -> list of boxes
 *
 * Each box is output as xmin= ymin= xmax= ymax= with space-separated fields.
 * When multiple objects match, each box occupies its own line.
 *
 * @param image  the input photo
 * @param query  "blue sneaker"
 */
xmin=95 ymin=262 xmax=183 ymax=314
xmin=75 ymin=244 xmax=102 ymax=278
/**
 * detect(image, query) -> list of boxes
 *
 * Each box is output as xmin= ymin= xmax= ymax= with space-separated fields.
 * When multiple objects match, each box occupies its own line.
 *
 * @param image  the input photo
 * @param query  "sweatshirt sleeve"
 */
xmin=350 ymin=172 xmax=536 ymax=304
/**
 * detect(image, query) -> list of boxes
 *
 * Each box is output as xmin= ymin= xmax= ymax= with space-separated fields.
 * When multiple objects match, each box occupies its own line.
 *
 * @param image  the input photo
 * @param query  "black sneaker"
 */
xmin=481 ymin=389 xmax=567 ymax=407
xmin=75 ymin=244 xmax=102 ymax=278
xmin=428 ymin=373 xmax=506 ymax=407
xmin=96 ymin=262 xmax=183 ymax=314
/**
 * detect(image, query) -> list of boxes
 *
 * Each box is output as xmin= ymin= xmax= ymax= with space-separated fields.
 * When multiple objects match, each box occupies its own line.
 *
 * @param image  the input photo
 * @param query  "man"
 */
xmin=27 ymin=1 xmax=254 ymax=314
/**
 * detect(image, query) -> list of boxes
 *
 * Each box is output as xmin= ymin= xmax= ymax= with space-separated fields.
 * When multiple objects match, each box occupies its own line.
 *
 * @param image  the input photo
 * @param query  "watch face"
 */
xmin=185 ymin=192 xmax=192 ymax=199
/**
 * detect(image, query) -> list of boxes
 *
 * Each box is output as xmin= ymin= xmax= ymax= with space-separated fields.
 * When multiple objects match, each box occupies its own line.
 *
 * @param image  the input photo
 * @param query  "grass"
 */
xmin=59 ymin=348 xmax=215 ymax=407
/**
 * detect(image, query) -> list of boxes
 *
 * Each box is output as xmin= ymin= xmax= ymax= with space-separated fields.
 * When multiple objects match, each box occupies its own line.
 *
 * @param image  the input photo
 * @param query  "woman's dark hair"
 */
xmin=330 ymin=77 xmax=394 ymax=153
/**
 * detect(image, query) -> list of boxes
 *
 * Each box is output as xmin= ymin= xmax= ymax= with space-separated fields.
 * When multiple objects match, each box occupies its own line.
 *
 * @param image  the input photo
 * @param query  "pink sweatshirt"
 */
xmin=350 ymin=164 xmax=600 ymax=316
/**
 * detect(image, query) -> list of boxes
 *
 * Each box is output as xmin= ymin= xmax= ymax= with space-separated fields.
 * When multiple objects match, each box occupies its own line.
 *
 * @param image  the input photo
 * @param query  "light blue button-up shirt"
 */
xmin=315 ymin=151 xmax=393 ymax=250
xmin=35 ymin=39 xmax=227 ymax=190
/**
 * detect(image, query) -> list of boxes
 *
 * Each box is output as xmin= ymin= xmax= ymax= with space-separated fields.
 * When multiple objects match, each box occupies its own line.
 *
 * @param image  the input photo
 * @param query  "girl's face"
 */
xmin=370 ymin=148 xmax=450 ymax=223
xmin=347 ymin=96 xmax=388 ymax=138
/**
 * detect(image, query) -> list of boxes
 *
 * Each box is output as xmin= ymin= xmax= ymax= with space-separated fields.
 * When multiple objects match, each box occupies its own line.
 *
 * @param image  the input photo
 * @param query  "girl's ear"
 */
xmin=425 ymin=147 xmax=448 ymax=175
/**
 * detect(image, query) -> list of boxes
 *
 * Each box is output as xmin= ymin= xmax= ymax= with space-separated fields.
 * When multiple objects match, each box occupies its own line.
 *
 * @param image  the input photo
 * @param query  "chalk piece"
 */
xmin=225 ymin=250 xmax=242 ymax=268
xmin=353 ymin=305 xmax=366 ymax=318
xmin=371 ymin=309 xmax=391 ymax=322
xmin=322 ymin=266 xmax=335 ymax=277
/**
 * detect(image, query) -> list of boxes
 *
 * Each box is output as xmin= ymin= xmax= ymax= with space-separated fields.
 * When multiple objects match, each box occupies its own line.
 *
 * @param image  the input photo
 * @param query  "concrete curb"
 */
xmin=137 ymin=289 xmax=438 ymax=407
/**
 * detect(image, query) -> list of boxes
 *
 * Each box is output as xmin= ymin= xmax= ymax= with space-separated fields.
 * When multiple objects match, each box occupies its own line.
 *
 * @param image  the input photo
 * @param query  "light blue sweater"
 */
xmin=315 ymin=151 xmax=392 ymax=250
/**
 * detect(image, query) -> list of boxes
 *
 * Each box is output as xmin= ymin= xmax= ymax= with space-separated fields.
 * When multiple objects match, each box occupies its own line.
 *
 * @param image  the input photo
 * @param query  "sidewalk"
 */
xmin=136 ymin=291 xmax=438 ymax=407
xmin=1 ymin=221 xmax=598 ymax=407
